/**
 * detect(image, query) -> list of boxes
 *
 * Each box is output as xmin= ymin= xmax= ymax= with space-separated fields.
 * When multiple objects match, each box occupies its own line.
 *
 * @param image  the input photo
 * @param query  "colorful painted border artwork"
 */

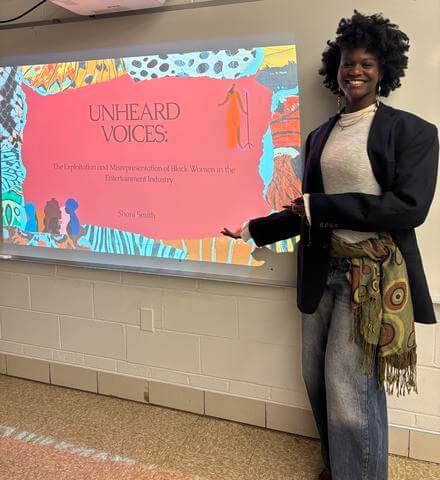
xmin=0 ymin=45 xmax=302 ymax=267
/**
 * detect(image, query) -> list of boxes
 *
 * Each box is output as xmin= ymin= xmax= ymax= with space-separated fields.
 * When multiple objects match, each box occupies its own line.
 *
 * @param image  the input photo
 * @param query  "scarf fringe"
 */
xmin=352 ymin=301 xmax=417 ymax=396
xmin=379 ymin=349 xmax=418 ymax=397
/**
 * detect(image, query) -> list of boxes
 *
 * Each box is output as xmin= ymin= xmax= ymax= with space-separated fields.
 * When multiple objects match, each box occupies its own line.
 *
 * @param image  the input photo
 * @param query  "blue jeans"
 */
xmin=302 ymin=257 xmax=388 ymax=480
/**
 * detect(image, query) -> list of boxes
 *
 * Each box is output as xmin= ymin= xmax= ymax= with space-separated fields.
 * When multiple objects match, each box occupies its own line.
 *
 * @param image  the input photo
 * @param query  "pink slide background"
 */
xmin=22 ymin=74 xmax=272 ymax=240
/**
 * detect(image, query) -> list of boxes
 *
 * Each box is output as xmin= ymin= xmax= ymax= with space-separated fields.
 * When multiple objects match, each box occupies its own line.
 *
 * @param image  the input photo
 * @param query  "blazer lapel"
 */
xmin=303 ymin=114 xmax=339 ymax=193
xmin=367 ymin=102 xmax=395 ymax=191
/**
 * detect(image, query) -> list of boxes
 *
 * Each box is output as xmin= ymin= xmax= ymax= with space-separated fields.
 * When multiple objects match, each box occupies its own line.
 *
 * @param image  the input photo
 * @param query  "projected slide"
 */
xmin=0 ymin=45 xmax=301 ymax=267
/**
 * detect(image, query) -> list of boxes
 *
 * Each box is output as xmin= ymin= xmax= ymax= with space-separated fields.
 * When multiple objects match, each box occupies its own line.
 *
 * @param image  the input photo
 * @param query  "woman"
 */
xmin=222 ymin=11 xmax=438 ymax=480
xmin=218 ymin=83 xmax=248 ymax=149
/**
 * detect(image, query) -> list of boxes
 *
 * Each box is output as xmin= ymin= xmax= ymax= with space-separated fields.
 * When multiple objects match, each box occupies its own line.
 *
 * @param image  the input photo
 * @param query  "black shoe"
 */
xmin=318 ymin=469 xmax=332 ymax=480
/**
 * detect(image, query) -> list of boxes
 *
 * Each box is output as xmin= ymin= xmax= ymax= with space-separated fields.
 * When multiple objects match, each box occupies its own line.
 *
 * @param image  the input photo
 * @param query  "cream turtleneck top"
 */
xmin=304 ymin=102 xmax=381 ymax=243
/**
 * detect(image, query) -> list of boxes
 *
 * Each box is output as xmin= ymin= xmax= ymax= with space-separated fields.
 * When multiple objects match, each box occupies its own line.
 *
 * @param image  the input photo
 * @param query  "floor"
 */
xmin=0 ymin=374 xmax=439 ymax=480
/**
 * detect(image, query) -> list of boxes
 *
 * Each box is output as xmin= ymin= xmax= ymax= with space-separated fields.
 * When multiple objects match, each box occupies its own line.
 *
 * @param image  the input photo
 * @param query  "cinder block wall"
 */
xmin=0 ymin=260 xmax=304 ymax=402
xmin=0 ymin=259 xmax=439 ymax=463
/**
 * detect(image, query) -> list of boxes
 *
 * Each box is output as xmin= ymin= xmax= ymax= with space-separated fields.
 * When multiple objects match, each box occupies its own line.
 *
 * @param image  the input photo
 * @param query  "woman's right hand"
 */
xmin=221 ymin=227 xmax=242 ymax=239
xmin=282 ymin=196 xmax=306 ymax=217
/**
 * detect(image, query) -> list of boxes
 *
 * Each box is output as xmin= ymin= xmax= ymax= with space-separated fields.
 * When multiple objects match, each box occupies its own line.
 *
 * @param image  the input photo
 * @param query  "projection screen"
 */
xmin=0 ymin=35 xmax=301 ymax=285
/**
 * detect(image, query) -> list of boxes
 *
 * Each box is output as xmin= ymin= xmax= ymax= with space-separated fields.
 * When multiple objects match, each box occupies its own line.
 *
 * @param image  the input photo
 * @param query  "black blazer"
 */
xmin=249 ymin=102 xmax=439 ymax=324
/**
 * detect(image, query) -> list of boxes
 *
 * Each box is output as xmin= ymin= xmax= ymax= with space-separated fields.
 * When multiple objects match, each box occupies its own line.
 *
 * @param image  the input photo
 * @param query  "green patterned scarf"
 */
xmin=331 ymin=232 xmax=417 ymax=396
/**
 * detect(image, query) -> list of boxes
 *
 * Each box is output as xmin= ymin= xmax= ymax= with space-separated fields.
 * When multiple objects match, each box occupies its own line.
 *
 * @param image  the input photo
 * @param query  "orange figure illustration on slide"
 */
xmin=218 ymin=83 xmax=252 ymax=150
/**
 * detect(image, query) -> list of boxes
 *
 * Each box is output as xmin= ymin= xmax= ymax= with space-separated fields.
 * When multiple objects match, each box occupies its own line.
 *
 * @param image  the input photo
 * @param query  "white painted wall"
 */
xmin=0 ymin=0 xmax=439 ymax=435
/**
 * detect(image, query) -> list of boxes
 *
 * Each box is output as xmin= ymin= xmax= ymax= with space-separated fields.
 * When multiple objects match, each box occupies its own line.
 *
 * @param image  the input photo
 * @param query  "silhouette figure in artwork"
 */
xmin=36 ymin=207 xmax=45 ymax=232
xmin=65 ymin=198 xmax=81 ymax=238
xmin=43 ymin=198 xmax=62 ymax=234
xmin=24 ymin=203 xmax=38 ymax=232
xmin=218 ymin=83 xmax=251 ymax=150
xmin=59 ymin=205 xmax=69 ymax=235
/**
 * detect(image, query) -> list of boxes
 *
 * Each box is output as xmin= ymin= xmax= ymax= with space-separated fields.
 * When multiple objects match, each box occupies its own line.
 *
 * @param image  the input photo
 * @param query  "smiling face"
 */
xmin=337 ymin=47 xmax=382 ymax=112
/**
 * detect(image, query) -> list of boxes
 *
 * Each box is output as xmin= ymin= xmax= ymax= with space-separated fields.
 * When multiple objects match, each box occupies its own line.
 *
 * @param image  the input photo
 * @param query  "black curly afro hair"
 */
xmin=319 ymin=10 xmax=410 ymax=97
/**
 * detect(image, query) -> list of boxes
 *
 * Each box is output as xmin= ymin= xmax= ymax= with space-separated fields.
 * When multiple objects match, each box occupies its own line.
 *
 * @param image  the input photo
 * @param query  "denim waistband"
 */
xmin=329 ymin=256 xmax=350 ymax=273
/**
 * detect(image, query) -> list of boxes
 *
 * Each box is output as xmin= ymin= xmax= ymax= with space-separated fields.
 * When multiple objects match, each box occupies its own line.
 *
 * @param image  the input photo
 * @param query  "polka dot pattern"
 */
xmin=124 ymin=48 xmax=259 ymax=82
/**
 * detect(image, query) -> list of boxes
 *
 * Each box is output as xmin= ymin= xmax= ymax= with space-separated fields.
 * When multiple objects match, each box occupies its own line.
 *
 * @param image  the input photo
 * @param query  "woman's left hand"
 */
xmin=283 ymin=196 xmax=306 ymax=217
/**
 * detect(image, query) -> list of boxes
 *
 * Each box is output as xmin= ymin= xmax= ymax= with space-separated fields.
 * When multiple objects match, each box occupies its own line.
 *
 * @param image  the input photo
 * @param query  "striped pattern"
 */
xmin=83 ymin=225 xmax=187 ymax=260
xmin=271 ymin=236 xmax=300 ymax=254
xmin=21 ymin=59 xmax=126 ymax=95
xmin=162 ymin=236 xmax=263 ymax=266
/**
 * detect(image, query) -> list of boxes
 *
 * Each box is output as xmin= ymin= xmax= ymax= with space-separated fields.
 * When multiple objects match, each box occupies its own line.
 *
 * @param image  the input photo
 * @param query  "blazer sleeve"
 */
xmin=308 ymin=122 xmax=439 ymax=231
xmin=248 ymin=209 xmax=302 ymax=247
